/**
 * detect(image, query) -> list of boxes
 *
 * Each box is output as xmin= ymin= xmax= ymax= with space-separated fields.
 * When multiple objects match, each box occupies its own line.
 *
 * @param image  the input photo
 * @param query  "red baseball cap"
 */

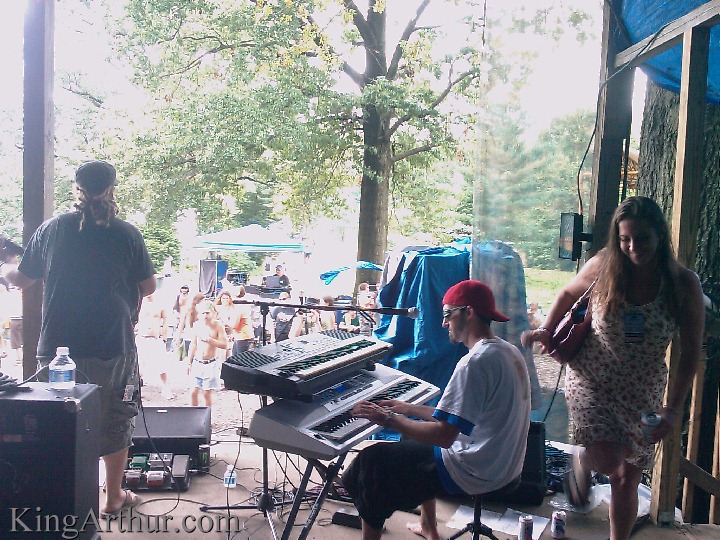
xmin=442 ymin=280 xmax=510 ymax=322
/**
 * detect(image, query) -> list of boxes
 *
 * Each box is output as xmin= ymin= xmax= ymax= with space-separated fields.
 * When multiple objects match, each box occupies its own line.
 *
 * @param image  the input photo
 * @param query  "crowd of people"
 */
xmin=0 ymin=156 xmax=705 ymax=540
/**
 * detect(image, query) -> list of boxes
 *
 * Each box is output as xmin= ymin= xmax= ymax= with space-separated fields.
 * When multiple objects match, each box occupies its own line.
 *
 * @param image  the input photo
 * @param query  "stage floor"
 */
xmin=94 ymin=434 xmax=720 ymax=540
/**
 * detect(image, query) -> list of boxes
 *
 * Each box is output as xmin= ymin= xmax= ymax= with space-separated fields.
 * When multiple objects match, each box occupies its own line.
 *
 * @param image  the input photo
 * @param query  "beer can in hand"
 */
xmin=641 ymin=411 xmax=662 ymax=440
xmin=551 ymin=510 xmax=566 ymax=538
xmin=518 ymin=515 xmax=533 ymax=540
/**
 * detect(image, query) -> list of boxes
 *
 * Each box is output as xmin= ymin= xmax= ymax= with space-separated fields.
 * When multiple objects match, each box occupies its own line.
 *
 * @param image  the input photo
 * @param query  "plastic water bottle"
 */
xmin=223 ymin=466 xmax=236 ymax=489
xmin=48 ymin=346 xmax=76 ymax=390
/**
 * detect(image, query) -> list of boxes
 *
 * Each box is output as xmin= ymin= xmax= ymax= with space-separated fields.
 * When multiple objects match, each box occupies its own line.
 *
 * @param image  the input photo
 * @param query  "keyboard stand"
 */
xmin=281 ymin=453 xmax=347 ymax=540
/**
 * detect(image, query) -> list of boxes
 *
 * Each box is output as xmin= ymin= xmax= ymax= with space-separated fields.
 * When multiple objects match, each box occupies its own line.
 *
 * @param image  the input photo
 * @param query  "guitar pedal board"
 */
xmin=122 ymin=452 xmax=191 ymax=491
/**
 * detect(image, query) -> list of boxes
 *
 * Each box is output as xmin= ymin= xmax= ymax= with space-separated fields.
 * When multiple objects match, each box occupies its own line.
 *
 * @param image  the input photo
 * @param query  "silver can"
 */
xmin=551 ymin=510 xmax=566 ymax=538
xmin=518 ymin=514 xmax=533 ymax=540
xmin=641 ymin=411 xmax=662 ymax=440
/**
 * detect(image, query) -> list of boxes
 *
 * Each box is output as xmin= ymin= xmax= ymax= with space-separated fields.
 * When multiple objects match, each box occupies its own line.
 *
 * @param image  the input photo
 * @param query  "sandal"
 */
xmin=100 ymin=489 xmax=141 ymax=518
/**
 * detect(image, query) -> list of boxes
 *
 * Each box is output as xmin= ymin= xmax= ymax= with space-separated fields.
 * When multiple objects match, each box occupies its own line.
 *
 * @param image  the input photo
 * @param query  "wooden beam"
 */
xmin=651 ymin=25 xmax=710 ymax=526
xmin=679 ymin=456 xmax=720 ymax=499
xmin=682 ymin=357 xmax=707 ymax=521
xmin=588 ymin=1 xmax=634 ymax=257
xmin=614 ymin=1 xmax=720 ymax=69
xmin=22 ymin=0 xmax=55 ymax=377
xmin=711 ymin=397 xmax=720 ymax=524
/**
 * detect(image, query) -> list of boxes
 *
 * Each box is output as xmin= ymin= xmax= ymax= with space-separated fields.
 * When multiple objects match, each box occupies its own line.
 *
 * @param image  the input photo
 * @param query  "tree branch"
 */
xmin=387 ymin=67 xmax=479 ymax=138
xmin=61 ymin=84 xmax=104 ymax=108
xmin=387 ymin=0 xmax=432 ymax=80
xmin=342 ymin=0 xmax=373 ymax=46
xmin=391 ymin=142 xmax=440 ymax=164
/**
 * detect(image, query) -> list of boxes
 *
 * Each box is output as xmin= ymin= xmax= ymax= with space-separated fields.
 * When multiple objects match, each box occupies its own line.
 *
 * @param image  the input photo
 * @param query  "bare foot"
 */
xmin=406 ymin=521 xmax=440 ymax=540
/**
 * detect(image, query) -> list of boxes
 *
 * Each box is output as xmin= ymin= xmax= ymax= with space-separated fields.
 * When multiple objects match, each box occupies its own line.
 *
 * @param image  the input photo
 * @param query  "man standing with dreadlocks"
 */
xmin=2 ymin=160 xmax=156 ymax=518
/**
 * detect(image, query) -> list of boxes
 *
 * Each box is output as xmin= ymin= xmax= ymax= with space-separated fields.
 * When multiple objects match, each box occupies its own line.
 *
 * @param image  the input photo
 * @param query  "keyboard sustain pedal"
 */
xmin=171 ymin=454 xmax=191 ymax=491
xmin=331 ymin=507 xmax=361 ymax=529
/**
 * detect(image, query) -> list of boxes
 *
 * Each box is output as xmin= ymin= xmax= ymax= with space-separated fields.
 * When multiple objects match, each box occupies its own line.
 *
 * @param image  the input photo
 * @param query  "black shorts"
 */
xmin=341 ymin=439 xmax=445 ymax=531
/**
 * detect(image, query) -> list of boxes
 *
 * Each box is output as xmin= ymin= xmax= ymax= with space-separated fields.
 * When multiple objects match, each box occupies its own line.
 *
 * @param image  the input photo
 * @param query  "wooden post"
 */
xmin=650 ymin=25 xmax=710 ymax=526
xmin=588 ymin=1 xmax=634 ymax=258
xmin=22 ymin=0 xmax=55 ymax=376
xmin=711 ymin=397 xmax=720 ymax=524
xmin=682 ymin=355 xmax=706 ymax=521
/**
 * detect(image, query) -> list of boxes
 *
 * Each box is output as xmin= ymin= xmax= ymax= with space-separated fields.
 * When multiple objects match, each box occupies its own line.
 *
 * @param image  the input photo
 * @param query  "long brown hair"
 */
xmin=186 ymin=293 xmax=207 ymax=326
xmin=594 ymin=196 xmax=680 ymax=321
xmin=74 ymin=185 xmax=119 ymax=230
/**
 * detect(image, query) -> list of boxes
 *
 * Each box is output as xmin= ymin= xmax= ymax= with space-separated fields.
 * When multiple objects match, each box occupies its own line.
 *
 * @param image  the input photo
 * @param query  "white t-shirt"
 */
xmin=435 ymin=337 xmax=531 ymax=495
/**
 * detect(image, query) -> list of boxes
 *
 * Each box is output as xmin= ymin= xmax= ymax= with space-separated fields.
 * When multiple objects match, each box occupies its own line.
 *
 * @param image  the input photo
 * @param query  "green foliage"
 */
xmin=472 ymin=107 xmax=595 ymax=270
xmin=139 ymin=223 xmax=180 ymax=271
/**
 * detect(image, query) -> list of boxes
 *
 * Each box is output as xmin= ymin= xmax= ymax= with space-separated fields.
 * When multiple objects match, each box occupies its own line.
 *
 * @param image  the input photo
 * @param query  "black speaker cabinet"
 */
xmin=486 ymin=421 xmax=547 ymax=506
xmin=0 ymin=383 xmax=101 ymax=539
xmin=132 ymin=407 xmax=211 ymax=466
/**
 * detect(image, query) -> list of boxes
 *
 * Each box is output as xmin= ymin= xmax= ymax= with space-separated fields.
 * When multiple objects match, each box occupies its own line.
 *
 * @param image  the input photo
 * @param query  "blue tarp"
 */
xmin=621 ymin=1 xmax=720 ymax=104
xmin=319 ymin=261 xmax=384 ymax=284
xmin=374 ymin=244 xmax=542 ymax=410
xmin=375 ymin=247 xmax=471 ymax=393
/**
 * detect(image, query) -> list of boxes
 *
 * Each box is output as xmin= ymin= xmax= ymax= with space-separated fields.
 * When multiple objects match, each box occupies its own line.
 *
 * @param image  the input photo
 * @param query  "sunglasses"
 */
xmin=442 ymin=306 xmax=467 ymax=321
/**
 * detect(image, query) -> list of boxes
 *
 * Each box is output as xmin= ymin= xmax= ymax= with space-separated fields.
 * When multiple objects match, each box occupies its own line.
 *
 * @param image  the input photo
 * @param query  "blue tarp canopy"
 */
xmin=621 ymin=1 xmax=720 ymax=104
xmin=195 ymin=224 xmax=305 ymax=253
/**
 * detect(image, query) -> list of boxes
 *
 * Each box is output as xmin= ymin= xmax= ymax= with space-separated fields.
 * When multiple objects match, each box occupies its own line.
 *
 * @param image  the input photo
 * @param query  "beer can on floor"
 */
xmin=198 ymin=444 xmax=210 ymax=473
xmin=551 ymin=510 xmax=566 ymax=538
xmin=518 ymin=514 xmax=533 ymax=540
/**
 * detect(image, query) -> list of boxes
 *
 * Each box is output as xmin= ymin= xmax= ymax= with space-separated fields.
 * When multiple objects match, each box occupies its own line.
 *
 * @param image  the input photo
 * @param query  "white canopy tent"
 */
xmin=194 ymin=224 xmax=305 ymax=253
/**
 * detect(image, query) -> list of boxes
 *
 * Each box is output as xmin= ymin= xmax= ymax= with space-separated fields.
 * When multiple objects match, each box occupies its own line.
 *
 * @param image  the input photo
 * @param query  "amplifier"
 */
xmin=0 ymin=383 xmax=101 ymax=539
xmin=132 ymin=406 xmax=211 ymax=467
xmin=486 ymin=421 xmax=547 ymax=506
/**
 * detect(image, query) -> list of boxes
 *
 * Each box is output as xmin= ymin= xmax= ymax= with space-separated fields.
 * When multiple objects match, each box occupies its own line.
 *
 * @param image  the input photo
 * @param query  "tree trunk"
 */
xmin=355 ymin=4 xmax=389 ymax=289
xmin=356 ymin=103 xmax=390 ymax=286
xmin=638 ymin=82 xmax=720 ymax=285
xmin=638 ymin=81 xmax=720 ymax=522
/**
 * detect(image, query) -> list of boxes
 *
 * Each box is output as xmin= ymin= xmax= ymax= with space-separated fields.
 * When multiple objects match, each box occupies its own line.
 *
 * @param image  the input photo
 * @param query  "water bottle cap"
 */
xmin=56 ymin=346 xmax=70 ymax=356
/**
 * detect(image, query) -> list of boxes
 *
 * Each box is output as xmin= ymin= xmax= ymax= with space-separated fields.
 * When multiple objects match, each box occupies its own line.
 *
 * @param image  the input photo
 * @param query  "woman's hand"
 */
xmin=520 ymin=327 xmax=552 ymax=353
xmin=646 ymin=407 xmax=679 ymax=443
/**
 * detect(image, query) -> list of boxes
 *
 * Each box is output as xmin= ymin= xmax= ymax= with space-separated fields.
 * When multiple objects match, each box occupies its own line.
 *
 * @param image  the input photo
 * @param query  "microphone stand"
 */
xmin=199 ymin=301 xmax=280 ymax=539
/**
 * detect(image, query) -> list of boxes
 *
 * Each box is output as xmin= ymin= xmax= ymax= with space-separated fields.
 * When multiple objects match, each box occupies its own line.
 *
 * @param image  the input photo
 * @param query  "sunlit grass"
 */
xmin=524 ymin=267 xmax=575 ymax=311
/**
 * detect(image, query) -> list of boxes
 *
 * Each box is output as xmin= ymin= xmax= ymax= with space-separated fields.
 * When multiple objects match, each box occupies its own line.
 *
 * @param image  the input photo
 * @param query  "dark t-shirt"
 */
xmin=19 ymin=212 xmax=155 ymax=358
xmin=271 ymin=305 xmax=296 ymax=341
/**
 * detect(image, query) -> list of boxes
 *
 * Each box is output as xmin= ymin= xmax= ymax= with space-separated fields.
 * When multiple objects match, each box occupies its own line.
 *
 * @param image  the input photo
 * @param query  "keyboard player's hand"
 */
xmin=351 ymin=400 xmax=391 ymax=426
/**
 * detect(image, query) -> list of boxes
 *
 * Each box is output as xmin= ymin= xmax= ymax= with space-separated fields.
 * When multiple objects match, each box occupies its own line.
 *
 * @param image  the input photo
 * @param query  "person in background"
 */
xmin=187 ymin=301 xmax=227 ymax=407
xmin=271 ymin=291 xmax=297 ymax=342
xmin=358 ymin=291 xmax=379 ymax=337
xmin=318 ymin=295 xmax=338 ymax=331
xmin=521 ymin=196 xmax=704 ymax=540
xmin=339 ymin=309 xmax=360 ymax=333
xmin=214 ymin=290 xmax=238 ymax=359
xmin=274 ymin=264 xmax=290 ymax=287
xmin=136 ymin=293 xmax=173 ymax=399
xmin=1 ymin=160 xmax=156 ymax=518
xmin=175 ymin=292 xmax=205 ymax=361
xmin=343 ymin=280 xmax=531 ymax=540
xmin=232 ymin=285 xmax=255 ymax=354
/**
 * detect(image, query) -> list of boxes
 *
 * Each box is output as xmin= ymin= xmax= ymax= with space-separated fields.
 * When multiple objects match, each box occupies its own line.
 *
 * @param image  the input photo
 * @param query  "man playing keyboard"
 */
xmin=343 ymin=280 xmax=531 ymax=540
